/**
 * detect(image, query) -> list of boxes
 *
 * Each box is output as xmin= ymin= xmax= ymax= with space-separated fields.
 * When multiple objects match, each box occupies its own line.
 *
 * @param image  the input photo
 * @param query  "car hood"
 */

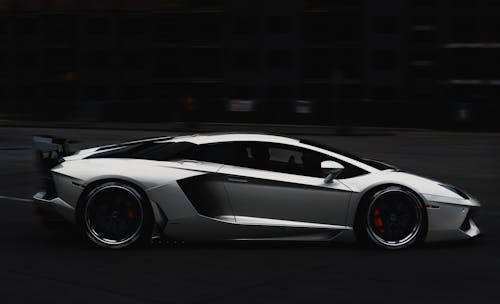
xmin=341 ymin=170 xmax=479 ymax=207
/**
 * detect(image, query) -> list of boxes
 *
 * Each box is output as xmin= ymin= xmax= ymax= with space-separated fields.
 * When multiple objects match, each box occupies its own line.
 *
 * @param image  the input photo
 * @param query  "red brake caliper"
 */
xmin=126 ymin=202 xmax=136 ymax=219
xmin=373 ymin=209 xmax=384 ymax=234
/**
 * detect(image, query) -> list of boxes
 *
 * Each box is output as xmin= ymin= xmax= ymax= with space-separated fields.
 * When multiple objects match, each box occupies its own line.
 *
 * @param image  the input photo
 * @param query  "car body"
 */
xmin=33 ymin=133 xmax=480 ymax=249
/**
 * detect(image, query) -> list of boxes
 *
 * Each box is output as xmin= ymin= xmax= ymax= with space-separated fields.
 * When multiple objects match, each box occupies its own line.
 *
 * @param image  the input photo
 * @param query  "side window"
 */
xmin=244 ymin=142 xmax=367 ymax=179
xmin=259 ymin=144 xmax=329 ymax=177
xmin=191 ymin=142 xmax=250 ymax=167
xmin=192 ymin=141 xmax=367 ymax=179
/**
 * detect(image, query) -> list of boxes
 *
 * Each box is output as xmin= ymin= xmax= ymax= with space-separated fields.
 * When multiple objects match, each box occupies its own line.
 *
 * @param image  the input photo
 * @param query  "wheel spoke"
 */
xmin=85 ymin=185 xmax=144 ymax=246
xmin=367 ymin=189 xmax=422 ymax=248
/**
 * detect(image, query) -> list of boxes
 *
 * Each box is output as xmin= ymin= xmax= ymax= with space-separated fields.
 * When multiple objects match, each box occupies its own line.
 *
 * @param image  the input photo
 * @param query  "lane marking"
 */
xmin=0 ymin=195 xmax=33 ymax=203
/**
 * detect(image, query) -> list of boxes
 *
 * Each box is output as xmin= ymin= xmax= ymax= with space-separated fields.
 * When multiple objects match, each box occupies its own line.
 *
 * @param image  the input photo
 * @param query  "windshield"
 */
xmin=299 ymin=138 xmax=397 ymax=171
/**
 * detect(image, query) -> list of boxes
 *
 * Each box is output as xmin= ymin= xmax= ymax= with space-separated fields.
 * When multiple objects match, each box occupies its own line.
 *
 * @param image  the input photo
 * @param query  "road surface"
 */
xmin=0 ymin=127 xmax=498 ymax=303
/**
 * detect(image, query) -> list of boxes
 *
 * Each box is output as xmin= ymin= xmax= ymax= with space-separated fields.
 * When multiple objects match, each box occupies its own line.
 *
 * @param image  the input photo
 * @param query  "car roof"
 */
xmin=159 ymin=132 xmax=379 ymax=173
xmin=163 ymin=133 xmax=300 ymax=146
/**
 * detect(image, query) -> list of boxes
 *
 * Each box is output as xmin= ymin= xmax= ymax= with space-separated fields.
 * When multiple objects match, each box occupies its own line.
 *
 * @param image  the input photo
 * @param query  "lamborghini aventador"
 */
xmin=32 ymin=133 xmax=480 ymax=250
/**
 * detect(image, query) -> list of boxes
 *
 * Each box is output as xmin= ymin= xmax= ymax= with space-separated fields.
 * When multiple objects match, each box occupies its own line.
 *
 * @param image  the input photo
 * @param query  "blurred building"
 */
xmin=0 ymin=0 xmax=499 ymax=129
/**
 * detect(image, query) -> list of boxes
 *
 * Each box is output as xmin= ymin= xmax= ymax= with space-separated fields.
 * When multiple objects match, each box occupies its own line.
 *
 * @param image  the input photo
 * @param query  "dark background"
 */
xmin=1 ymin=0 xmax=499 ymax=130
xmin=1 ymin=2 xmax=500 ymax=302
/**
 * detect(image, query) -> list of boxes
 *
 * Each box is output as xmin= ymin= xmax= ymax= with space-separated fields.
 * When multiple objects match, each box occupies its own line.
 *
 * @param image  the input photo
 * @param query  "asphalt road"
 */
xmin=0 ymin=127 xmax=499 ymax=303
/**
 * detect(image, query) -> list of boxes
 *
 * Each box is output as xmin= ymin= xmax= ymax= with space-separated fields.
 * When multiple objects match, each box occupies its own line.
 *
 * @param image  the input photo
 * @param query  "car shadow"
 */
xmin=40 ymin=223 xmax=486 ymax=252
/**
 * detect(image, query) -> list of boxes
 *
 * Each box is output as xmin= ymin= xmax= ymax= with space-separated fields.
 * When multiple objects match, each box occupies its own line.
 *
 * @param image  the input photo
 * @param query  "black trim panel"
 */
xmin=224 ymin=174 xmax=352 ymax=193
xmin=177 ymin=174 xmax=233 ymax=218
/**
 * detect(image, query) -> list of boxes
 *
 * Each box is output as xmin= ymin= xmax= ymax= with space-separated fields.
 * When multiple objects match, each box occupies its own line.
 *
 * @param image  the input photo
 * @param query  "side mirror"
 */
xmin=321 ymin=160 xmax=344 ymax=183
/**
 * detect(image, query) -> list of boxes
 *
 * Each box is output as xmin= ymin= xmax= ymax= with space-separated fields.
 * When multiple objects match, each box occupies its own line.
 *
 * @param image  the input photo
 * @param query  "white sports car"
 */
xmin=33 ymin=133 xmax=480 ymax=250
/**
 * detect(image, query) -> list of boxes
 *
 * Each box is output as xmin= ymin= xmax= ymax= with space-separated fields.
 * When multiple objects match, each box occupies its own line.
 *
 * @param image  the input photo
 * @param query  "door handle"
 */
xmin=227 ymin=177 xmax=248 ymax=183
xmin=180 ymin=160 xmax=200 ymax=165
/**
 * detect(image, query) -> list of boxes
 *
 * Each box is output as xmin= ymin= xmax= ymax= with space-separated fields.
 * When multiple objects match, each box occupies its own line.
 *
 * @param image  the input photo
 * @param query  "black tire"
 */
xmin=354 ymin=186 xmax=427 ymax=250
xmin=76 ymin=181 xmax=154 ymax=249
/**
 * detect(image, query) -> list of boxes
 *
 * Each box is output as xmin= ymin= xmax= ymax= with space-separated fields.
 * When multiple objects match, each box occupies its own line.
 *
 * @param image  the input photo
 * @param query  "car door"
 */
xmin=218 ymin=142 xmax=353 ymax=230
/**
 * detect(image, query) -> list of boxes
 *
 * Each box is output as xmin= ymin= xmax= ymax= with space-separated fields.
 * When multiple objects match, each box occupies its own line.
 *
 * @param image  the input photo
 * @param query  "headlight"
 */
xmin=439 ymin=183 xmax=469 ymax=199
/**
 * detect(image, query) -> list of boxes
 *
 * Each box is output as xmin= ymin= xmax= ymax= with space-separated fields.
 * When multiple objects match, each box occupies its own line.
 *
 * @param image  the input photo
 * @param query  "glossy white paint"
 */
xmin=216 ymin=215 xmax=352 ymax=230
xmin=219 ymin=165 xmax=352 ymax=226
xmin=35 ymin=132 xmax=480 ymax=244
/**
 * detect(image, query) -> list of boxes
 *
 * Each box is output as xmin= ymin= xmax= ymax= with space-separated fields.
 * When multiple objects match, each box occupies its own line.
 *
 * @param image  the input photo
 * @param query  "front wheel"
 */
xmin=356 ymin=186 xmax=427 ymax=250
xmin=77 ymin=182 xmax=154 ymax=249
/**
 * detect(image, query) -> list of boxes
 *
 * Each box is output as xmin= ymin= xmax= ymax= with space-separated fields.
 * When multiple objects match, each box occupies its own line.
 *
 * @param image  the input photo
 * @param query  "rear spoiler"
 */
xmin=32 ymin=135 xmax=78 ymax=197
xmin=32 ymin=135 xmax=77 ymax=164
xmin=32 ymin=135 xmax=73 ymax=160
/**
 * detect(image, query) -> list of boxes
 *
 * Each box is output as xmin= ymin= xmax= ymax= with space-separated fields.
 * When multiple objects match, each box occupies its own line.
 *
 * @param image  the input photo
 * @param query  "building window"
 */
xmin=86 ymin=17 xmax=111 ymax=36
xmin=85 ymin=85 xmax=111 ymax=101
xmin=191 ymin=0 xmax=223 ymax=10
xmin=45 ymin=15 xmax=76 ymax=44
xmin=332 ymin=0 xmax=362 ymax=6
xmin=192 ymin=13 xmax=223 ymax=43
xmin=410 ymin=50 xmax=434 ymax=62
xmin=304 ymin=0 xmax=330 ymax=10
xmin=119 ymin=85 xmax=144 ymax=100
xmin=190 ymin=49 xmax=222 ymax=77
xmin=303 ymin=49 xmax=332 ymax=78
xmin=372 ymin=51 xmax=397 ymax=70
xmin=332 ymin=13 xmax=362 ymax=42
xmin=44 ymin=49 xmax=75 ymax=75
xmin=119 ymin=16 xmax=145 ymax=45
xmin=304 ymin=13 xmax=329 ymax=43
xmin=449 ymin=16 xmax=479 ymax=42
xmin=233 ymin=16 xmax=258 ymax=35
xmin=487 ymin=0 xmax=500 ymax=6
xmin=45 ymin=84 xmax=75 ymax=101
xmin=152 ymin=14 xmax=183 ymax=43
xmin=302 ymin=83 xmax=329 ymax=99
xmin=487 ymin=18 xmax=500 ymax=42
xmin=409 ymin=66 xmax=433 ymax=80
xmin=0 ymin=51 xmax=7 ymax=76
xmin=332 ymin=48 xmax=361 ymax=79
xmin=121 ymin=51 xmax=145 ymax=70
xmin=268 ymin=85 xmax=291 ymax=99
xmin=268 ymin=51 xmax=292 ymax=69
xmin=411 ymin=29 xmax=436 ymax=44
xmin=153 ymin=49 xmax=183 ymax=78
xmin=119 ymin=16 xmax=144 ymax=36
xmin=152 ymin=83 xmax=182 ymax=100
xmin=411 ymin=0 xmax=435 ymax=7
xmin=268 ymin=16 xmax=292 ymax=33
xmin=87 ymin=50 xmax=112 ymax=69
xmin=449 ymin=0 xmax=478 ymax=8
xmin=339 ymin=84 xmax=361 ymax=99
xmin=0 ymin=18 xmax=7 ymax=37
xmin=372 ymin=86 xmax=397 ymax=101
xmin=447 ymin=49 xmax=481 ymax=78
xmin=231 ymin=51 xmax=257 ymax=70
xmin=371 ymin=16 xmax=397 ymax=34
xmin=16 ymin=51 xmax=39 ymax=69
xmin=17 ymin=85 xmax=38 ymax=101
xmin=230 ymin=85 xmax=256 ymax=98
xmin=412 ymin=15 xmax=435 ymax=27
xmin=16 ymin=17 xmax=38 ymax=37
xmin=484 ymin=49 xmax=500 ymax=78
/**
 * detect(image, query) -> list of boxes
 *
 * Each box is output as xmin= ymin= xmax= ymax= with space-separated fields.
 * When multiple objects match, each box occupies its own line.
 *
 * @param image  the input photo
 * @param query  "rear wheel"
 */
xmin=77 ymin=182 xmax=153 ymax=249
xmin=356 ymin=186 xmax=426 ymax=250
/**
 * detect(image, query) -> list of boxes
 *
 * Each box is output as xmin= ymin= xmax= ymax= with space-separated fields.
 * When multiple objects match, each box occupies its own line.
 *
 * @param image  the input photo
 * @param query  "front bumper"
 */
xmin=423 ymin=194 xmax=481 ymax=242
xmin=33 ymin=191 xmax=76 ymax=224
xmin=459 ymin=208 xmax=480 ymax=238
